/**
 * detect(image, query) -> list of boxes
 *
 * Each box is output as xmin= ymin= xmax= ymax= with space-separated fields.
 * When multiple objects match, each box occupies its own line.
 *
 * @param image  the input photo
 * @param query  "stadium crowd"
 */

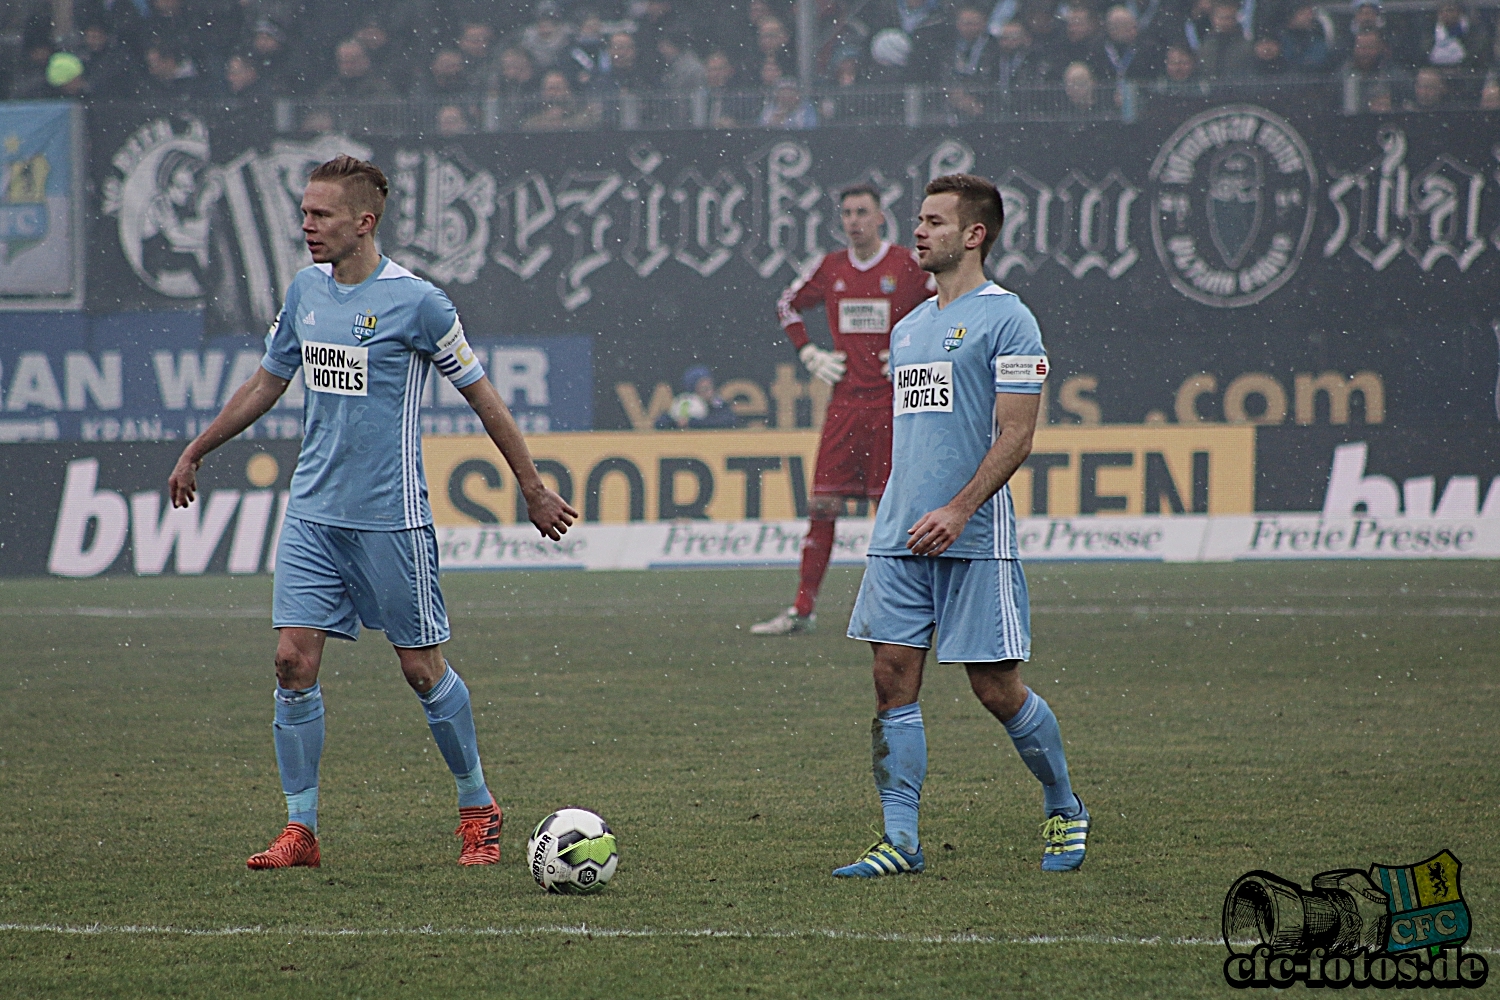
xmin=2 ymin=0 xmax=1497 ymax=120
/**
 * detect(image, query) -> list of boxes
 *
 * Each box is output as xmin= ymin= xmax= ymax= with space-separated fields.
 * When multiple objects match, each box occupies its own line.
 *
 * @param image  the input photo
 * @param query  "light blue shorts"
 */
xmin=847 ymin=555 xmax=1031 ymax=664
xmin=273 ymin=516 xmax=450 ymax=648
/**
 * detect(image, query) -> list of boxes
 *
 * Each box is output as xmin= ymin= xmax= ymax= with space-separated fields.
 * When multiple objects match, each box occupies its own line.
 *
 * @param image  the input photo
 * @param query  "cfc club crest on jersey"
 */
xmin=880 ymin=275 xmax=897 ymax=294
xmin=351 ymin=310 xmax=378 ymax=341
xmin=943 ymin=326 xmax=967 ymax=351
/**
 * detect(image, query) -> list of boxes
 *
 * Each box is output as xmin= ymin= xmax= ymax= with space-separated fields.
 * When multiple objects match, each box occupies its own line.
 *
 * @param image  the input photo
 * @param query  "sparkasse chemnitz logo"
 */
xmin=1222 ymin=851 xmax=1488 ymax=989
xmin=1148 ymin=105 xmax=1317 ymax=309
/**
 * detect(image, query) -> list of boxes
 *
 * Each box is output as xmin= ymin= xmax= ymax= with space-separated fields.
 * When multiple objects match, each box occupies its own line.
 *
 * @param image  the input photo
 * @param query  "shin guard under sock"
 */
xmin=1004 ymin=688 xmax=1077 ymax=816
xmin=418 ymin=664 xmax=491 ymax=808
xmin=273 ymin=684 xmax=324 ymax=831
xmin=873 ymin=701 xmax=927 ymax=853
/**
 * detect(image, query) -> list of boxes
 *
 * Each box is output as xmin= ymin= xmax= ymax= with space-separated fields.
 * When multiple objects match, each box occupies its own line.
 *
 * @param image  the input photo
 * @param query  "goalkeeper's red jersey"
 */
xmin=776 ymin=242 xmax=935 ymax=408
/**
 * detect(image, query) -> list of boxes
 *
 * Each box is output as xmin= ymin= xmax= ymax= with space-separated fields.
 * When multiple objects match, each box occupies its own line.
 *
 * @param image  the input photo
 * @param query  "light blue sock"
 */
xmin=418 ymin=664 xmax=491 ymax=809
xmin=872 ymin=701 xmax=926 ymax=854
xmin=1004 ymin=688 xmax=1078 ymax=817
xmin=273 ymin=684 xmax=324 ymax=831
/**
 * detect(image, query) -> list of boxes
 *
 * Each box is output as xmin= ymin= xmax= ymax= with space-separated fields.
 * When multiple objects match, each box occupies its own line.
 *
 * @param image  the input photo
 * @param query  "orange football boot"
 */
xmin=247 ymin=822 xmax=321 ymax=869
xmin=455 ymin=799 xmax=502 ymax=865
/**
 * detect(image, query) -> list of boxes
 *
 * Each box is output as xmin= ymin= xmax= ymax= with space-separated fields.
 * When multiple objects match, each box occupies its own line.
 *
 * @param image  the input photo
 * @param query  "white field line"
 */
xmin=0 ymin=922 xmax=1228 ymax=946
xmin=1 ymin=923 xmax=1496 ymax=954
xmin=4 ymin=604 xmax=1497 ymax=620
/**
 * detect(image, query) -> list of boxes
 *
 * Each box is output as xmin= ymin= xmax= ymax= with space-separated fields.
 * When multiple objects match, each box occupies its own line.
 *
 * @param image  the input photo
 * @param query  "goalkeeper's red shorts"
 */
xmin=813 ymin=403 xmax=891 ymax=499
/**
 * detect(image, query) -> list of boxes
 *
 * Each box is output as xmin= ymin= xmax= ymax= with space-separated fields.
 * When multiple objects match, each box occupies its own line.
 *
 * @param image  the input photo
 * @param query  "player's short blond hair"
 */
xmin=308 ymin=155 xmax=389 ymax=226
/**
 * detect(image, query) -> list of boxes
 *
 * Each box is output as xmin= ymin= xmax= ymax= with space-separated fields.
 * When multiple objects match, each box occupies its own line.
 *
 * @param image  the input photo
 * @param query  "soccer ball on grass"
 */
xmin=527 ymin=808 xmax=618 ymax=894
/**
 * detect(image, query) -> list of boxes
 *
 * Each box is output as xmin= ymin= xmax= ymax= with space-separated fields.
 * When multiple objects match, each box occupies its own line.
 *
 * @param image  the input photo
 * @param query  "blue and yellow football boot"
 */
xmin=1040 ymin=795 xmax=1089 ymax=872
xmin=832 ymin=837 xmax=924 ymax=877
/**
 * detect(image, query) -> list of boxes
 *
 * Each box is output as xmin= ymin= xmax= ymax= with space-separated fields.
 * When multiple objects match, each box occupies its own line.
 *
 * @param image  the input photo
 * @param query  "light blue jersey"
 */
xmin=868 ymin=281 xmax=1047 ymax=560
xmin=261 ymin=257 xmax=486 ymax=530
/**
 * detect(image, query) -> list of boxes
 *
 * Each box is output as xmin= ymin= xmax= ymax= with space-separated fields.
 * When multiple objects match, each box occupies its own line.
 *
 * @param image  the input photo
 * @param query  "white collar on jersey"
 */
xmin=846 ymin=241 xmax=891 ymax=272
xmin=919 ymin=280 xmax=1016 ymax=308
xmin=313 ymin=258 xmax=418 ymax=281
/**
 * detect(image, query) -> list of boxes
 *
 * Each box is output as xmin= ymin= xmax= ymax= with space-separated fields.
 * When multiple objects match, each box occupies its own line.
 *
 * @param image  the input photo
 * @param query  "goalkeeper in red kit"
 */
xmin=752 ymin=183 xmax=935 ymax=635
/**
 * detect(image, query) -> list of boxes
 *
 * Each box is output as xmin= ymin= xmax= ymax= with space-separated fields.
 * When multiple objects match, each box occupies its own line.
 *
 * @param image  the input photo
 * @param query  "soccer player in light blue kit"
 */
xmin=168 ymin=156 xmax=577 ymax=869
xmin=835 ymin=174 xmax=1088 ymax=877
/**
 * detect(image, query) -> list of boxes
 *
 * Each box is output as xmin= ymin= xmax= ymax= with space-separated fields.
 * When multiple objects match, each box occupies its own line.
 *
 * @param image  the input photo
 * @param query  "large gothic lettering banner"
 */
xmin=85 ymin=103 xmax=1500 ymax=433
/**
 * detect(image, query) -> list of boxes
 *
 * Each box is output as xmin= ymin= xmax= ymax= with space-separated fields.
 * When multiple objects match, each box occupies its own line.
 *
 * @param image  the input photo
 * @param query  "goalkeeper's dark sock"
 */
xmin=418 ymin=664 xmax=491 ymax=809
xmin=794 ymin=516 xmax=836 ymax=617
xmin=273 ymin=683 xmax=324 ymax=832
xmin=873 ymin=701 xmax=926 ymax=854
xmin=1004 ymin=688 xmax=1078 ymax=817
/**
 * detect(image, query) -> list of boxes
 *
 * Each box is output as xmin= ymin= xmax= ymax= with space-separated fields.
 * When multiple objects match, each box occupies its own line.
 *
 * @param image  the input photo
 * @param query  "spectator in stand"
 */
xmin=658 ymin=30 xmax=707 ymax=91
xmin=1153 ymin=41 xmax=1208 ymax=90
xmin=1176 ymin=0 xmax=1214 ymax=54
xmin=436 ymin=104 xmax=471 ymax=134
xmin=1055 ymin=5 xmax=1110 ymax=80
xmin=995 ymin=20 xmax=1043 ymax=91
xmin=456 ymin=22 xmax=499 ymax=92
xmin=1348 ymin=0 xmax=1384 ymax=42
xmin=1480 ymin=72 xmax=1500 ymax=107
xmin=492 ymin=46 xmax=538 ymax=129
xmin=317 ymin=39 xmax=396 ymax=101
xmin=496 ymin=45 xmax=538 ymax=100
xmin=524 ymin=68 xmax=601 ymax=129
xmin=1415 ymin=0 xmax=1490 ymax=73
xmin=13 ymin=15 xmax=56 ymax=98
xmin=92 ymin=0 xmax=150 ymax=59
xmin=947 ymin=5 xmax=999 ymax=82
xmin=655 ymin=367 xmax=740 ymax=430
xmin=78 ymin=17 xmax=134 ymax=95
xmin=704 ymin=49 xmax=740 ymax=126
xmin=354 ymin=22 xmax=414 ymax=94
xmin=223 ymin=51 xmax=274 ymax=101
xmin=1252 ymin=31 xmax=1285 ymax=74
xmin=247 ymin=20 xmax=294 ymax=95
xmin=761 ymin=76 xmax=818 ymax=127
xmin=1278 ymin=1 xmax=1334 ymax=73
xmin=1018 ymin=0 xmax=1064 ymax=80
xmin=594 ymin=30 xmax=647 ymax=95
xmin=414 ymin=48 xmax=473 ymax=100
xmin=564 ymin=10 xmax=610 ymax=87
xmin=141 ymin=37 xmax=205 ymax=100
xmin=1101 ymin=5 xmax=1164 ymax=83
xmin=1062 ymin=59 xmax=1098 ymax=108
xmin=1197 ymin=0 xmax=1257 ymax=78
xmin=942 ymin=5 xmax=997 ymax=118
xmin=1342 ymin=27 xmax=1400 ymax=110
xmin=1406 ymin=65 xmax=1454 ymax=107
xmin=756 ymin=16 xmax=794 ymax=82
xmin=521 ymin=1 xmax=573 ymax=70
xmin=818 ymin=49 xmax=867 ymax=121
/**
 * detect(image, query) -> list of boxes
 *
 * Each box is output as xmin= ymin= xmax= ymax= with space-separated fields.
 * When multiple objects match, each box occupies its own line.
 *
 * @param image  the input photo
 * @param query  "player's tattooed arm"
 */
xmin=169 ymin=367 xmax=291 ymax=508
xmin=906 ymin=392 xmax=1040 ymax=556
xmin=457 ymin=376 xmax=579 ymax=540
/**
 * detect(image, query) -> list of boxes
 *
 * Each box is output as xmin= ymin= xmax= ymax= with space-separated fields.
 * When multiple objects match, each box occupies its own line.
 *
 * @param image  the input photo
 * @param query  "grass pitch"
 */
xmin=2 ymin=561 xmax=1498 ymax=998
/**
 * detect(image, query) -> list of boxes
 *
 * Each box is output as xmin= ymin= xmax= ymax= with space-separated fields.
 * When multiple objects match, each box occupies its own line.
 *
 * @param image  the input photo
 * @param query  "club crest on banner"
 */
xmin=1149 ymin=105 xmax=1316 ymax=308
xmin=101 ymin=116 xmax=221 ymax=298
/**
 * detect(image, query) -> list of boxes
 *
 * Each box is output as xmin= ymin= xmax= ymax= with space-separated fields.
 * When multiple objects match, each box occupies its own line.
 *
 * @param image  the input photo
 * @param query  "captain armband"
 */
xmin=431 ymin=320 xmax=483 ymax=383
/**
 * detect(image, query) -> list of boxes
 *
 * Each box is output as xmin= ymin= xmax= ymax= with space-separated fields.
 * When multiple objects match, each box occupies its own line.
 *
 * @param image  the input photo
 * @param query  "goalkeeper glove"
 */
xmin=799 ymin=343 xmax=847 ymax=385
xmin=879 ymin=349 xmax=891 ymax=380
